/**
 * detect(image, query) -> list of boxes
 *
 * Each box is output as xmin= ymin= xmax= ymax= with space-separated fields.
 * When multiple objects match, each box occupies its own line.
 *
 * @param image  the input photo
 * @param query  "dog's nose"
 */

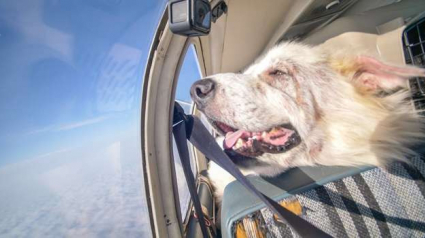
xmin=190 ymin=78 xmax=215 ymax=108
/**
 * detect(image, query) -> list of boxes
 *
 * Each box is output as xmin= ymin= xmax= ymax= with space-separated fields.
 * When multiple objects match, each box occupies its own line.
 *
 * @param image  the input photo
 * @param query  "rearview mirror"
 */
xmin=168 ymin=0 xmax=211 ymax=36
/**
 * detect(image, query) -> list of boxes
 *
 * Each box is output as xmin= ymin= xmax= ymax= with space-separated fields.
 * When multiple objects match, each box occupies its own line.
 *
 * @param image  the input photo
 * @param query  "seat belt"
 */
xmin=173 ymin=102 xmax=331 ymax=238
xmin=173 ymin=117 xmax=212 ymax=238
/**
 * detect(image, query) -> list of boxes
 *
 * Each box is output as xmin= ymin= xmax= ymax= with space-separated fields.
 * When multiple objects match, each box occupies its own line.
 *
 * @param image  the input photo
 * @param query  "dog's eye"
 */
xmin=268 ymin=69 xmax=286 ymax=76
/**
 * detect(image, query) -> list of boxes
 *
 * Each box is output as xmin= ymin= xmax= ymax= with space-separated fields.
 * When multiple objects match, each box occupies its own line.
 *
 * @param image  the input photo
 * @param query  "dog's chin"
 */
xmin=210 ymin=120 xmax=302 ymax=162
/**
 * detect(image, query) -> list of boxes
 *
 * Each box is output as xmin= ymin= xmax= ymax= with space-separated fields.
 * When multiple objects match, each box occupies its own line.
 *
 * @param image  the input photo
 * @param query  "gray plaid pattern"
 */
xmin=234 ymin=156 xmax=425 ymax=238
xmin=343 ymin=176 xmax=382 ymax=237
xmin=260 ymin=208 xmax=283 ymax=238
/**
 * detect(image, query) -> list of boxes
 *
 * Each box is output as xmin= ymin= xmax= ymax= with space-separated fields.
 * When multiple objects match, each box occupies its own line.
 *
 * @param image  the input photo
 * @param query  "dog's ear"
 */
xmin=351 ymin=56 xmax=425 ymax=93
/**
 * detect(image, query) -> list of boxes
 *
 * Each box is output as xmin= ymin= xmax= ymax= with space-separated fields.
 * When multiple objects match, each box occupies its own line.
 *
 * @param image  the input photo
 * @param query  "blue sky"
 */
xmin=176 ymin=45 xmax=203 ymax=103
xmin=0 ymin=0 xmax=167 ymax=167
xmin=0 ymin=0 xmax=200 ymax=236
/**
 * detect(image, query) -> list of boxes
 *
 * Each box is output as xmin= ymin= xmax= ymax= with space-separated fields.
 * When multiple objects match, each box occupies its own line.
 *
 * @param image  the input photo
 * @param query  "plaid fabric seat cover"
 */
xmin=233 ymin=155 xmax=425 ymax=238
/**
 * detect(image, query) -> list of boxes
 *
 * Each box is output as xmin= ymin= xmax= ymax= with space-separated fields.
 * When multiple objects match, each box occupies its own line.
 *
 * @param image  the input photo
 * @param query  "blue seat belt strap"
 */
xmin=173 ymin=119 xmax=211 ymax=238
xmin=173 ymin=102 xmax=331 ymax=238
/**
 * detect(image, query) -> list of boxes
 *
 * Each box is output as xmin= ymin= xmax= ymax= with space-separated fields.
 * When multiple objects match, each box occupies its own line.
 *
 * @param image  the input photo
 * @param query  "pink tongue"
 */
xmin=223 ymin=127 xmax=294 ymax=149
xmin=264 ymin=128 xmax=293 ymax=146
xmin=224 ymin=130 xmax=245 ymax=149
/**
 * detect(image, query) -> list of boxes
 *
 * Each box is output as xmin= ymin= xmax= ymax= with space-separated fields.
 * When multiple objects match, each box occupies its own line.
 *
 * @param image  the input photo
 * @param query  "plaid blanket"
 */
xmin=233 ymin=155 xmax=425 ymax=238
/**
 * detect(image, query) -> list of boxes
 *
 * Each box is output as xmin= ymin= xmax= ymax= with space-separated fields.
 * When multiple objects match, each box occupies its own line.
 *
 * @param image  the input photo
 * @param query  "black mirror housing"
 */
xmin=168 ymin=0 xmax=211 ymax=36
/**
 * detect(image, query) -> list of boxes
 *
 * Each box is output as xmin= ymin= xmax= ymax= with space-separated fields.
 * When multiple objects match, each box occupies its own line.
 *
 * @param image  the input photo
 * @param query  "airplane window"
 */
xmin=172 ymin=44 xmax=202 ymax=221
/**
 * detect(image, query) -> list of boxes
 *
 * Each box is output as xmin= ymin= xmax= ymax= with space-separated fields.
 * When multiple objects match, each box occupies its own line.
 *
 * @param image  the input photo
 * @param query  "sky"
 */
xmin=176 ymin=45 xmax=203 ymax=103
xmin=0 ymin=0 xmax=197 ymax=237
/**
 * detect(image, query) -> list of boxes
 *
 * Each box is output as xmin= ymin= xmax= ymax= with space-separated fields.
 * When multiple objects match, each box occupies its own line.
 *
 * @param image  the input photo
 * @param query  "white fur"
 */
xmin=201 ymin=42 xmax=425 ymax=202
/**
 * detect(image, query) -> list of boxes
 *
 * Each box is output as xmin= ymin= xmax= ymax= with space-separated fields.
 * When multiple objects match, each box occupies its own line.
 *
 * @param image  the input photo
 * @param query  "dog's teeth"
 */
xmin=235 ymin=138 xmax=244 ymax=149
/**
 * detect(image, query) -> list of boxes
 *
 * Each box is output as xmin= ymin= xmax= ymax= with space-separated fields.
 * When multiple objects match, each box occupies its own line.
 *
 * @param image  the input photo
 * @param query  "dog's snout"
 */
xmin=190 ymin=78 xmax=215 ymax=107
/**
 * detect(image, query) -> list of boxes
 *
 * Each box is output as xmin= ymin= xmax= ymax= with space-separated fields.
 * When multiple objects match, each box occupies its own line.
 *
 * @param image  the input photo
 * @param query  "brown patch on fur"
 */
xmin=284 ymin=62 xmax=297 ymax=76
xmin=294 ymin=79 xmax=303 ymax=105
xmin=328 ymin=55 xmax=360 ymax=77
xmin=254 ymin=82 xmax=265 ymax=94
xmin=309 ymin=141 xmax=323 ymax=158
xmin=311 ymin=94 xmax=323 ymax=121
xmin=328 ymin=56 xmax=378 ymax=95
xmin=261 ymin=71 xmax=274 ymax=85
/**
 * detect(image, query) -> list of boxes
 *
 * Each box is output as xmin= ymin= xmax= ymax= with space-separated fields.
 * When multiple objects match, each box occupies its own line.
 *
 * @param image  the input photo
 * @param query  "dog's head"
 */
xmin=190 ymin=43 xmax=329 ymax=169
xmin=190 ymin=42 xmax=424 ymax=171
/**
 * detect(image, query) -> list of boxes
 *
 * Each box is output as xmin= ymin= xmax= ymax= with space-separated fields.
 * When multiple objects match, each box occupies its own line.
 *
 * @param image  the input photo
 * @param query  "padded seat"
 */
xmin=221 ymin=150 xmax=425 ymax=237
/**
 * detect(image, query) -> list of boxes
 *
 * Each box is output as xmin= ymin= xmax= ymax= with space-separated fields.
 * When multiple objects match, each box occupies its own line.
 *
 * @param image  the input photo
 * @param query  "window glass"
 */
xmin=0 ymin=0 xmax=167 ymax=237
xmin=175 ymin=45 xmax=202 ymax=109
xmin=173 ymin=45 xmax=202 ymax=220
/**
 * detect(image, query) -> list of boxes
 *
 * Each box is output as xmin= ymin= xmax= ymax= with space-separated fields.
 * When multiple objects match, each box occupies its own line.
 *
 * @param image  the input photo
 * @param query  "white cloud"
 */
xmin=0 ymin=142 xmax=152 ymax=237
xmin=55 ymin=116 xmax=108 ymax=131
xmin=26 ymin=116 xmax=109 ymax=135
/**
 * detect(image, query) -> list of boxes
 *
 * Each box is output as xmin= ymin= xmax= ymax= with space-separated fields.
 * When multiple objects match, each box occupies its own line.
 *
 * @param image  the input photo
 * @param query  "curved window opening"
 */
xmin=172 ymin=44 xmax=202 ymax=221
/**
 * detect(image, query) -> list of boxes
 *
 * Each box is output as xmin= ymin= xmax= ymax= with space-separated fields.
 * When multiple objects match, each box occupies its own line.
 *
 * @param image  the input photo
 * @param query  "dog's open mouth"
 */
xmin=212 ymin=121 xmax=302 ymax=158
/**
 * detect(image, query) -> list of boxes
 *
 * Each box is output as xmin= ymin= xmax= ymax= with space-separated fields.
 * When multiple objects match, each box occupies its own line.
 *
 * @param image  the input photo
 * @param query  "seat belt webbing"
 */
xmin=173 ymin=102 xmax=331 ymax=238
xmin=173 ymin=120 xmax=211 ymax=238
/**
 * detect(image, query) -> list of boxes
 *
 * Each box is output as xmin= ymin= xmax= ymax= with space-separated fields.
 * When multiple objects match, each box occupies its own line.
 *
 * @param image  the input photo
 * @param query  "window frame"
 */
xmin=171 ymin=42 xmax=199 ymax=224
xmin=141 ymin=10 xmax=210 ymax=237
xmin=171 ymin=38 xmax=210 ymax=226
xmin=141 ymin=15 xmax=187 ymax=237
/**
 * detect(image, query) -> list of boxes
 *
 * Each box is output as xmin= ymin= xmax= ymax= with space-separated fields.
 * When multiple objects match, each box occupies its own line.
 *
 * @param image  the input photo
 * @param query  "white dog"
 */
xmin=190 ymin=42 xmax=425 ymax=201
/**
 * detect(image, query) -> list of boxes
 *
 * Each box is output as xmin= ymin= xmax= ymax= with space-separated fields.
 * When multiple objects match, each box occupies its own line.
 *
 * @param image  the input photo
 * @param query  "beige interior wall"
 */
xmin=319 ymin=26 xmax=406 ymax=65
xmin=220 ymin=0 xmax=295 ymax=73
xmin=201 ymin=0 xmax=315 ymax=74
xmin=201 ymin=0 xmax=425 ymax=75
